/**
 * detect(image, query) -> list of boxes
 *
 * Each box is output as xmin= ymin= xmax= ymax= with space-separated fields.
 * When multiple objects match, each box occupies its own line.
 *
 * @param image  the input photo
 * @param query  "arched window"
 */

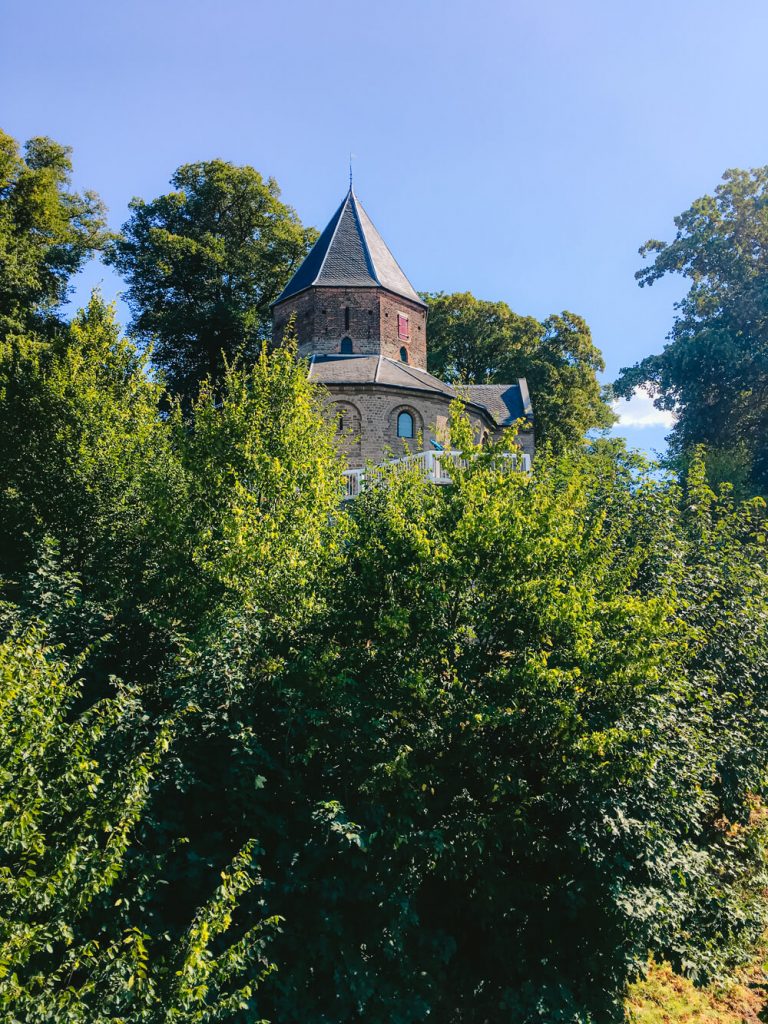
xmin=399 ymin=346 xmax=409 ymax=363
xmin=331 ymin=402 xmax=362 ymax=458
xmin=340 ymin=337 xmax=353 ymax=354
xmin=397 ymin=411 xmax=414 ymax=438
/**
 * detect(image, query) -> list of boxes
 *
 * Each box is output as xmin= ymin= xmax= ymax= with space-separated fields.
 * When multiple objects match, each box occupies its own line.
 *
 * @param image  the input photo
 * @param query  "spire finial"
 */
xmin=349 ymin=152 xmax=355 ymax=191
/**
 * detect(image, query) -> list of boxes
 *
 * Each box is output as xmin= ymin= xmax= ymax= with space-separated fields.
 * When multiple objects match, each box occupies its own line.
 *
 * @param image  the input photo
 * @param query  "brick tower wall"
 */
xmin=378 ymin=292 xmax=427 ymax=369
xmin=272 ymin=288 xmax=428 ymax=369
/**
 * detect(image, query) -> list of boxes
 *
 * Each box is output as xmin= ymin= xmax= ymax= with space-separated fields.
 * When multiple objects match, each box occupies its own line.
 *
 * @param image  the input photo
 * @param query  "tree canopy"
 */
xmin=0 ymin=129 xmax=105 ymax=337
xmin=106 ymin=160 xmax=317 ymax=403
xmin=423 ymin=291 xmax=615 ymax=451
xmin=614 ymin=167 xmax=768 ymax=496
xmin=0 ymin=295 xmax=341 ymax=1022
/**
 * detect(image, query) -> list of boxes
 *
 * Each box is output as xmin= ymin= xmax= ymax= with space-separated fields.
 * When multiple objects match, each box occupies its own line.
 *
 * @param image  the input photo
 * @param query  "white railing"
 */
xmin=343 ymin=467 xmax=365 ymax=500
xmin=342 ymin=450 xmax=531 ymax=500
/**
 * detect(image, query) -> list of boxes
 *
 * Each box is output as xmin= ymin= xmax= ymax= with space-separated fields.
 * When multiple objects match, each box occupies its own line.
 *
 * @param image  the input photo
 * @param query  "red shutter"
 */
xmin=397 ymin=314 xmax=409 ymax=340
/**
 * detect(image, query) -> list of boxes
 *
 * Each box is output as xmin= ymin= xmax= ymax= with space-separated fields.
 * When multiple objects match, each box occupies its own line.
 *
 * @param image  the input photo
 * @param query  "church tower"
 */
xmin=271 ymin=187 xmax=534 ymax=469
xmin=272 ymin=187 xmax=428 ymax=368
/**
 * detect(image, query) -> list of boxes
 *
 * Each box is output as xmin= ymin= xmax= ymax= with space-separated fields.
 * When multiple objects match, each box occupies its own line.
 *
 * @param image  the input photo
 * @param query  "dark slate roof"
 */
xmin=463 ymin=381 xmax=533 ymax=426
xmin=274 ymin=189 xmax=425 ymax=306
xmin=308 ymin=354 xmax=455 ymax=396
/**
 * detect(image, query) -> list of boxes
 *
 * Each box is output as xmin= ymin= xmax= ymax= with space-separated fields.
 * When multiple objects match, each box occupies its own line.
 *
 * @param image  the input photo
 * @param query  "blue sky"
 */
xmin=4 ymin=0 xmax=767 ymax=454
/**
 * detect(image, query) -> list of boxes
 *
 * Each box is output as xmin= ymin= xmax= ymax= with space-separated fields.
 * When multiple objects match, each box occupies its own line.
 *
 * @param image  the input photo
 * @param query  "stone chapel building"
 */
xmin=271 ymin=187 xmax=534 ymax=468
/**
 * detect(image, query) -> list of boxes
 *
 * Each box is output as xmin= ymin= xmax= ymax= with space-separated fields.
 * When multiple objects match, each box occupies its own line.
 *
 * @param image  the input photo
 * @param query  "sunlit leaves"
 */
xmin=106 ymin=159 xmax=317 ymax=404
xmin=615 ymin=166 xmax=768 ymax=496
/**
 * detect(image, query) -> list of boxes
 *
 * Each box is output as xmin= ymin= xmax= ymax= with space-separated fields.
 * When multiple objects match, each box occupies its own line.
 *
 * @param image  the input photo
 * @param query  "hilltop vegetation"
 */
xmin=423 ymin=291 xmax=616 ymax=451
xmin=1 ymin=128 xmax=768 ymax=1022
xmin=615 ymin=168 xmax=768 ymax=498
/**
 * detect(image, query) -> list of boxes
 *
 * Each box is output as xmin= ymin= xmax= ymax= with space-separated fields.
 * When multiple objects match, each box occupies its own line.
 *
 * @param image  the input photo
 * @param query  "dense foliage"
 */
xmin=0 ymin=298 xmax=341 ymax=1022
xmin=1 ymin=129 xmax=768 ymax=1022
xmin=217 ymin=435 xmax=768 ymax=1023
xmin=0 ymin=129 xmax=105 ymax=337
xmin=423 ymin=291 xmax=615 ymax=451
xmin=106 ymin=160 xmax=317 ymax=403
xmin=0 ymin=593 xmax=276 ymax=1023
xmin=615 ymin=166 xmax=768 ymax=497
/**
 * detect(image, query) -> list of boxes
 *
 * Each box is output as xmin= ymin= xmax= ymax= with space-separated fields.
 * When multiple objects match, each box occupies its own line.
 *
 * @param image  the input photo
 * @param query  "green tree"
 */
xmin=165 ymin=333 xmax=344 ymax=629
xmin=106 ymin=160 xmax=317 ymax=403
xmin=614 ymin=166 xmax=768 ymax=496
xmin=0 ymin=302 xmax=343 ymax=1016
xmin=0 ymin=295 xmax=343 ymax=689
xmin=0 ymin=600 xmax=276 ymax=1023
xmin=0 ymin=129 xmax=106 ymax=337
xmin=0 ymin=293 xmax=175 ymax=605
xmin=424 ymin=291 xmax=615 ymax=451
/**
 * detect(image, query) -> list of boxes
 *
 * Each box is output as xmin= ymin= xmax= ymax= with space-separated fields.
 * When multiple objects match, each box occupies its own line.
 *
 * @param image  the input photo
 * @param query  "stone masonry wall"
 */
xmin=510 ymin=427 xmax=535 ymax=461
xmin=271 ymin=287 xmax=317 ymax=349
xmin=320 ymin=385 xmax=527 ymax=468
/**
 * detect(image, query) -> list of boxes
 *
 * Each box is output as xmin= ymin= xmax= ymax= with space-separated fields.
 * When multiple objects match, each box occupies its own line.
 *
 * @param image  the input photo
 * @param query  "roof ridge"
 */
xmin=382 ymin=357 xmax=453 ymax=395
xmin=348 ymin=190 xmax=380 ymax=286
xmin=388 ymin=360 xmax=431 ymax=376
xmin=356 ymin=203 xmax=423 ymax=303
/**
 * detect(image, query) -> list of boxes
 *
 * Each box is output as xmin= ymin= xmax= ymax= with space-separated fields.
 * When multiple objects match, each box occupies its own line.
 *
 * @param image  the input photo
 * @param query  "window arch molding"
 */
xmin=389 ymin=404 xmax=423 ymax=443
xmin=330 ymin=400 xmax=363 ymax=461
xmin=331 ymin=399 xmax=362 ymax=435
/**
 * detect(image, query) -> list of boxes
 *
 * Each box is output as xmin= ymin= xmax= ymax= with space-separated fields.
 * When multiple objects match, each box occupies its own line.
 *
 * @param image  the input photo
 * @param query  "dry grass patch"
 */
xmin=627 ymin=959 xmax=768 ymax=1023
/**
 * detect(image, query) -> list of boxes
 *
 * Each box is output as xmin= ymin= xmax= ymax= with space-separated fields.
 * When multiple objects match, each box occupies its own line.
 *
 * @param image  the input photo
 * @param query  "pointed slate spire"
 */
xmin=274 ymin=188 xmax=425 ymax=306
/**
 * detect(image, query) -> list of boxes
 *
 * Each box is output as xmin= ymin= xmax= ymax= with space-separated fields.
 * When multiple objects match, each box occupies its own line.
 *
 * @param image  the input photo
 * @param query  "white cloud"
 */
xmin=612 ymin=391 xmax=676 ymax=429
